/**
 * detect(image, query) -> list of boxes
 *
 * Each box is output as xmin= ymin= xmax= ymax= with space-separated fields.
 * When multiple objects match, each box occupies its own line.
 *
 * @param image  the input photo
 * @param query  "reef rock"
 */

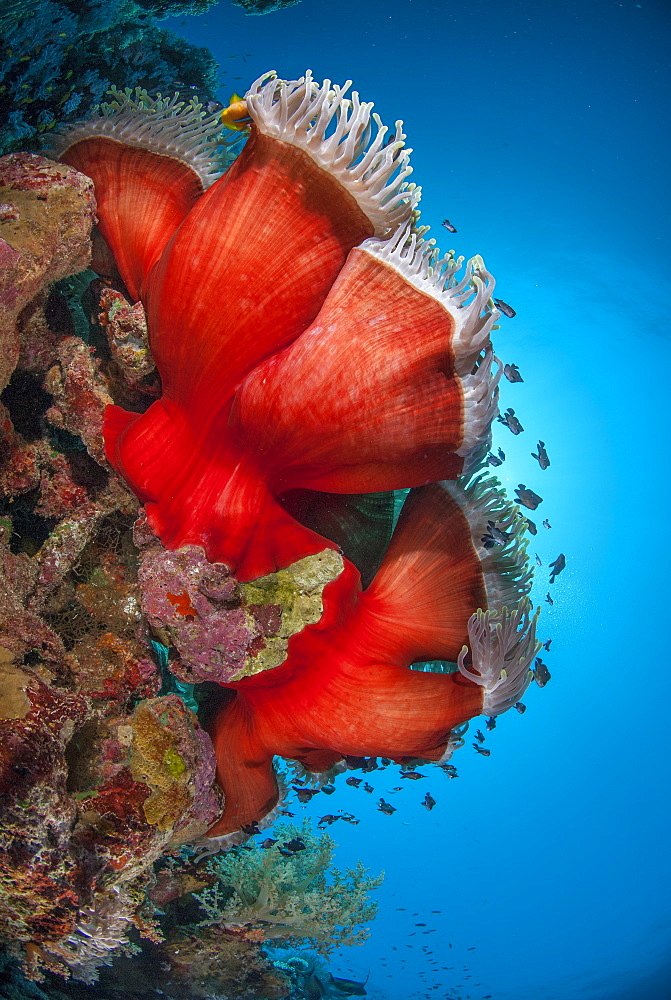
xmin=0 ymin=153 xmax=95 ymax=392
xmin=135 ymin=513 xmax=344 ymax=685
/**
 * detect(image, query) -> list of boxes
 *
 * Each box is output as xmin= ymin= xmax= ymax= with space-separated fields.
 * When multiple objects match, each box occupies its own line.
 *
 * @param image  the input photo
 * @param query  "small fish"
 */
xmin=317 ymin=814 xmax=342 ymax=826
xmin=549 ymin=553 xmax=566 ymax=583
xmin=378 ymin=798 xmax=396 ymax=815
xmin=485 ymin=716 xmax=497 ymax=731
xmin=442 ymin=219 xmax=457 ymax=233
xmin=543 ymin=518 xmax=552 ymax=529
xmin=277 ymin=808 xmax=295 ymax=816
xmin=321 ymin=783 xmax=337 ymax=795
xmin=480 ymin=529 xmax=498 ymax=549
xmin=515 ymin=484 xmax=543 ymax=510
xmin=400 ymin=771 xmax=425 ymax=780
xmin=282 ymin=837 xmax=306 ymax=853
xmin=543 ymin=638 xmax=552 ymax=651
xmin=535 ymin=553 xmax=542 ymax=566
xmin=422 ymin=792 xmax=436 ymax=811
xmin=545 ymin=592 xmax=554 ymax=605
xmin=494 ymin=298 xmax=516 ymax=319
xmin=503 ymin=362 xmax=524 ymax=382
xmin=533 ymin=657 xmax=551 ymax=688
xmin=345 ymin=776 xmax=362 ymax=787
xmin=341 ymin=813 xmax=360 ymax=825
xmin=532 ymin=440 xmax=550 ymax=470
xmin=487 ymin=520 xmax=511 ymax=544
xmin=486 ymin=451 xmax=503 ymax=467
xmin=514 ymin=701 xmax=527 ymax=713
xmin=526 ymin=518 xmax=538 ymax=535
xmin=240 ymin=822 xmax=260 ymax=835
xmin=440 ymin=764 xmax=458 ymax=778
xmin=294 ymin=786 xmax=320 ymax=803
xmin=363 ymin=782 xmax=374 ymax=793
xmin=415 ymin=922 xmax=427 ymax=927
xmin=475 ymin=729 xmax=485 ymax=743
xmin=260 ymin=837 xmax=277 ymax=849
xmin=473 ymin=744 xmax=491 ymax=756
xmin=206 ymin=99 xmax=224 ymax=113
xmin=497 ymin=407 xmax=524 ymax=434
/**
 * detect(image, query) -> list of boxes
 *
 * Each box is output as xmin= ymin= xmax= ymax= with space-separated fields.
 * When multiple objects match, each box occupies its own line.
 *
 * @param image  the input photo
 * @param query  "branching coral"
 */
xmin=193 ymin=820 xmax=382 ymax=953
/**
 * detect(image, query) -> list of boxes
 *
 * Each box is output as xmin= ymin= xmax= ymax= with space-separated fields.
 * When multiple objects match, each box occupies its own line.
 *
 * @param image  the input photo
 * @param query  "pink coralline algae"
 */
xmin=136 ymin=512 xmax=344 ymax=685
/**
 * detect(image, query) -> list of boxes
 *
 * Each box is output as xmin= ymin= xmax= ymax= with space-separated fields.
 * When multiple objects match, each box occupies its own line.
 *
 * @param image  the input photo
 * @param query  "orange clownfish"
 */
xmin=220 ymin=94 xmax=252 ymax=131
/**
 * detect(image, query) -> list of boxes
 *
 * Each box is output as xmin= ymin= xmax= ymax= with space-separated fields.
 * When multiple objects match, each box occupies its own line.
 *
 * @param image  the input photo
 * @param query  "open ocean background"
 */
xmin=157 ymin=1 xmax=671 ymax=998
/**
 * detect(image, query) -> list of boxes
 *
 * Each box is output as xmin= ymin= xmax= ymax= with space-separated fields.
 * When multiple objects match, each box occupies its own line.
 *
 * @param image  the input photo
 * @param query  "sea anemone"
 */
xmin=51 ymin=71 xmax=539 ymax=840
xmin=55 ymin=71 xmax=502 ymax=582
xmin=206 ymin=480 xmax=539 ymax=837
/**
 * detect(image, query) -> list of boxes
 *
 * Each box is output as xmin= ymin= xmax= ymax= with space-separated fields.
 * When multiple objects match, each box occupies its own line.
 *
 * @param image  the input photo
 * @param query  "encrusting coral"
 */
xmin=47 ymin=69 xmax=543 ymax=844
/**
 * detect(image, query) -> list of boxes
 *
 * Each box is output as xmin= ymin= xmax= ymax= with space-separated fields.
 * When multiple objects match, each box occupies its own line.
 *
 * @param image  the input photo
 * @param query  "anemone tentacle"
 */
xmin=438 ymin=722 xmax=470 ymax=763
xmin=457 ymin=600 xmax=541 ymax=716
xmin=51 ymin=86 xmax=230 ymax=188
xmin=361 ymin=223 xmax=501 ymax=375
xmin=246 ymin=70 xmax=419 ymax=235
xmin=442 ymin=473 xmax=534 ymax=611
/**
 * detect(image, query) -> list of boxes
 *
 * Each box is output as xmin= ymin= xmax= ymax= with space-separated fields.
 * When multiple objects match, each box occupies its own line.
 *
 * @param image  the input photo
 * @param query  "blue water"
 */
xmin=159 ymin=2 xmax=671 ymax=998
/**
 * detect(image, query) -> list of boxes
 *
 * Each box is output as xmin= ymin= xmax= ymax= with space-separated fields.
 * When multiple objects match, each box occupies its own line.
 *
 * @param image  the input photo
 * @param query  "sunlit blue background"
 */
xmin=166 ymin=2 xmax=671 ymax=997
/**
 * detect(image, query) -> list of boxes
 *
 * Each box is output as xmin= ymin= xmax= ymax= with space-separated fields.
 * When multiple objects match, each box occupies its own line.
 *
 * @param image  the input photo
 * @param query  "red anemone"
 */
xmin=56 ymin=73 xmax=501 ymax=581
xmin=206 ymin=480 xmax=539 ymax=838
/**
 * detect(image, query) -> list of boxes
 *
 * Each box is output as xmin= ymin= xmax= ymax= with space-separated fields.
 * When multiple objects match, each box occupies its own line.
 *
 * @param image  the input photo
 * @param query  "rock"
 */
xmin=0 ymin=153 xmax=95 ymax=392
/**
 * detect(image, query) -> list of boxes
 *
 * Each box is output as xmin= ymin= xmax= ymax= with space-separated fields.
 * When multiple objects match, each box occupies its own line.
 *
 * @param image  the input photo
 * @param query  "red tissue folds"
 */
xmin=56 ymin=72 xmax=540 ymax=840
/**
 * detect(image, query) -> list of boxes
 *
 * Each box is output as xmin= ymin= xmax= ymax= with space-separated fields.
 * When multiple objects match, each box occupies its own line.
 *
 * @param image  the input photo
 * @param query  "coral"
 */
xmin=0 ymin=659 xmax=88 ymax=947
xmin=161 ymin=928 xmax=291 ymax=999
xmin=0 ymin=153 xmax=95 ymax=392
xmin=128 ymin=695 xmax=222 ymax=844
xmin=0 ymin=0 xmax=220 ymax=155
xmin=0 ymin=153 xmax=228 ymax=985
xmin=43 ymin=335 xmax=114 ymax=465
xmin=135 ymin=514 xmax=345 ymax=684
xmin=193 ymin=820 xmax=382 ymax=954
xmin=94 ymin=286 xmax=159 ymax=400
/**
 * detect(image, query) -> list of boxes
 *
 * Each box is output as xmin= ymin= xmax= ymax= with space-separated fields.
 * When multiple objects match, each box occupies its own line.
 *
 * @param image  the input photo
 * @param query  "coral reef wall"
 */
xmin=0 ymin=147 xmax=381 ymax=995
xmin=0 ymin=0 xmax=220 ymax=154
